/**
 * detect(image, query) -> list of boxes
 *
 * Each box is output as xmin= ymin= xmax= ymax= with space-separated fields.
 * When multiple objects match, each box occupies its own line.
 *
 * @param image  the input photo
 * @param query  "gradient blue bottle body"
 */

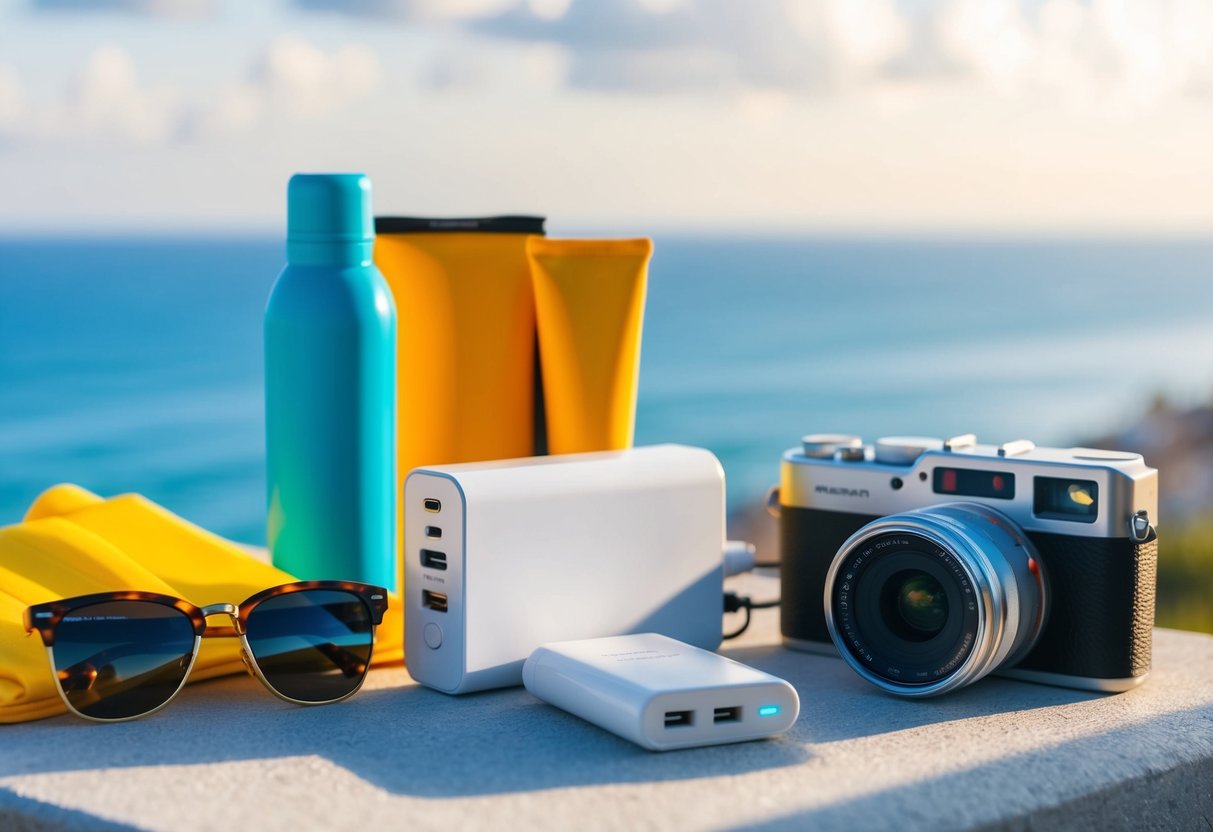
xmin=265 ymin=174 xmax=397 ymax=591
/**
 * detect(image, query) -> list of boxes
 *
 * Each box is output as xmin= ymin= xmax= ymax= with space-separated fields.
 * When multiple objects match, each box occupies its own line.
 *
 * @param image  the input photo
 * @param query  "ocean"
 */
xmin=3 ymin=235 xmax=1213 ymax=545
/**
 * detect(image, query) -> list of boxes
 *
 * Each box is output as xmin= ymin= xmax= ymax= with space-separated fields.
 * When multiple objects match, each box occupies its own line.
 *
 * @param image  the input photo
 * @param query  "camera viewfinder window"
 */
xmin=932 ymin=468 xmax=1015 ymax=500
xmin=1033 ymin=477 xmax=1099 ymax=522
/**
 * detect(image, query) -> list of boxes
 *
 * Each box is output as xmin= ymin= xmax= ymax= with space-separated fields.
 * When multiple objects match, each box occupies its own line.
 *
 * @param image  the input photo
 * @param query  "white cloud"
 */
xmin=0 ymin=36 xmax=383 ymax=146
xmin=28 ymin=0 xmax=1213 ymax=115
xmin=0 ymin=46 xmax=182 ymax=145
xmin=0 ymin=66 xmax=26 ymax=125
xmin=294 ymin=0 xmax=512 ymax=22
xmin=32 ymin=0 xmax=215 ymax=17
xmin=526 ymin=0 xmax=569 ymax=22
xmin=252 ymin=36 xmax=382 ymax=119
xmin=65 ymin=45 xmax=181 ymax=144
xmin=821 ymin=0 xmax=911 ymax=71
xmin=934 ymin=0 xmax=1034 ymax=90
xmin=470 ymin=0 xmax=915 ymax=93
xmin=197 ymin=81 xmax=262 ymax=135
xmin=884 ymin=0 xmax=1213 ymax=113
xmin=188 ymin=36 xmax=382 ymax=137
xmin=462 ymin=0 xmax=1213 ymax=114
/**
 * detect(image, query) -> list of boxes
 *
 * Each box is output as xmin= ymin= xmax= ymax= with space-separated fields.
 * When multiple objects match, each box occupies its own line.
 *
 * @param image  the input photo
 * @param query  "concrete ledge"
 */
xmin=1 ymin=575 xmax=1211 ymax=831
xmin=980 ymin=757 xmax=1213 ymax=831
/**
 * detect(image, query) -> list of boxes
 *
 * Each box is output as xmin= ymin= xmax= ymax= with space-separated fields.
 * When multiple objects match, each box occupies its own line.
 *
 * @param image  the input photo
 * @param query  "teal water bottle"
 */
xmin=265 ymin=173 xmax=397 ymax=590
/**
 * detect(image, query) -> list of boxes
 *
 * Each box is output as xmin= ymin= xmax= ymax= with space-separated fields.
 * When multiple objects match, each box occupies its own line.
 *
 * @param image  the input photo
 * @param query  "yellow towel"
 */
xmin=1 ymin=484 xmax=403 ymax=724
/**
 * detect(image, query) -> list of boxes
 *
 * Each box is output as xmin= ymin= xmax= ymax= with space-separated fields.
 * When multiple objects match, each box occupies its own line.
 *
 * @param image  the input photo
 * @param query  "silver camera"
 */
xmin=777 ymin=434 xmax=1158 ymax=696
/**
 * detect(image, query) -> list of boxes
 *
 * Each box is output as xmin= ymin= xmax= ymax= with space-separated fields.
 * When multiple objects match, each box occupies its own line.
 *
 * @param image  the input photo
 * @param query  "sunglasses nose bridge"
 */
xmin=200 ymin=602 xmax=239 ymax=618
xmin=200 ymin=603 xmax=242 ymax=635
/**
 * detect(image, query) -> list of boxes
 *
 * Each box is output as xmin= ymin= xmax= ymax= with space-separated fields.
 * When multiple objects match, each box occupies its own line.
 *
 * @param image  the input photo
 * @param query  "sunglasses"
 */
xmin=24 ymin=581 xmax=388 ymax=722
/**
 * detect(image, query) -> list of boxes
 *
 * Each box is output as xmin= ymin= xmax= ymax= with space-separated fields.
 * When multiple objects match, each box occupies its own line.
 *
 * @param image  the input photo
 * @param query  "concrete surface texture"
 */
xmin=1 ymin=574 xmax=1212 ymax=831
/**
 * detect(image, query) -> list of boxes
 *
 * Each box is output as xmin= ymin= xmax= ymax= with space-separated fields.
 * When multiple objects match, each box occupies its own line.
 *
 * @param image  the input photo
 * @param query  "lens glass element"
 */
xmin=244 ymin=589 xmax=373 ymax=703
xmin=51 ymin=600 xmax=196 ymax=720
xmin=885 ymin=571 xmax=948 ymax=640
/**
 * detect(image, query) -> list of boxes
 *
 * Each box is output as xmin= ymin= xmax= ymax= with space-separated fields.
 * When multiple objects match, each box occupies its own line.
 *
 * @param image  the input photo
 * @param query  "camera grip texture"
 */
xmin=1015 ymin=529 xmax=1157 ymax=680
xmin=779 ymin=506 xmax=878 ymax=645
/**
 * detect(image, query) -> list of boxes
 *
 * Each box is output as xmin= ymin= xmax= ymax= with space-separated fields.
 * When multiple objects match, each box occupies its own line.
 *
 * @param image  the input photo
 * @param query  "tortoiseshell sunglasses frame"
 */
xmin=24 ymin=580 xmax=389 ymax=723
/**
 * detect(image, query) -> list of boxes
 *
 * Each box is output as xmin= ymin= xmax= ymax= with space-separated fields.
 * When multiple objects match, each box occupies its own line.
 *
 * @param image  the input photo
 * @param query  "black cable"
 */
xmin=747 ymin=598 xmax=780 ymax=609
xmin=721 ymin=591 xmax=781 ymax=639
xmin=753 ymin=560 xmax=781 ymax=570
xmin=723 ymin=592 xmax=747 ymax=615
xmin=723 ymin=605 xmax=751 ymax=640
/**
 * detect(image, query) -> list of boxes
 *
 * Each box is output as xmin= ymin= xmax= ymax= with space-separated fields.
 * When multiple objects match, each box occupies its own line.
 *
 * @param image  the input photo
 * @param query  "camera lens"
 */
xmin=824 ymin=502 xmax=1047 ymax=697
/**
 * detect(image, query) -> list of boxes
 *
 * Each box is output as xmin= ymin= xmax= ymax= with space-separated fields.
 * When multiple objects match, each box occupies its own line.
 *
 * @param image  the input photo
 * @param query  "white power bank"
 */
xmin=404 ymin=445 xmax=726 ymax=694
xmin=523 ymin=633 xmax=800 ymax=751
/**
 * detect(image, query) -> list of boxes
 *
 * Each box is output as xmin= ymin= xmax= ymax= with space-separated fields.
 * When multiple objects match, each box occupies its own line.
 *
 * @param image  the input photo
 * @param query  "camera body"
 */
xmin=779 ymin=434 xmax=1158 ymax=693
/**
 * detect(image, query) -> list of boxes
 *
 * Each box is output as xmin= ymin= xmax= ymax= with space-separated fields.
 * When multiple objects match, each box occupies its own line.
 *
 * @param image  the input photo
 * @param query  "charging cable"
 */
xmin=722 ymin=593 xmax=780 ymax=640
xmin=721 ymin=540 xmax=780 ymax=640
xmin=723 ymin=541 xmax=781 ymax=577
xmin=722 ymin=540 xmax=758 ymax=577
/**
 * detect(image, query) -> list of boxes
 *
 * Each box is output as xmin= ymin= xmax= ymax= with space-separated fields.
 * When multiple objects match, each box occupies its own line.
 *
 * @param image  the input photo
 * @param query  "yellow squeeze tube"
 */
xmin=373 ymin=217 xmax=544 ymax=595
xmin=527 ymin=237 xmax=653 ymax=454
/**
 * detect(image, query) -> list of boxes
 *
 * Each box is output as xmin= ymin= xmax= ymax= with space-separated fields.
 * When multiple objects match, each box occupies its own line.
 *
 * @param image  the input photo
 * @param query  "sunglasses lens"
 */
xmin=51 ymin=601 xmax=196 ymax=721
xmin=244 ymin=589 xmax=373 ymax=703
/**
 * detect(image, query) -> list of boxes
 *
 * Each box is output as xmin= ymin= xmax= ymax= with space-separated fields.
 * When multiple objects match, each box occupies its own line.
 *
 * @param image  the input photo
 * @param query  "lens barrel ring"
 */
xmin=825 ymin=520 xmax=995 ymax=697
xmin=824 ymin=502 xmax=1046 ymax=698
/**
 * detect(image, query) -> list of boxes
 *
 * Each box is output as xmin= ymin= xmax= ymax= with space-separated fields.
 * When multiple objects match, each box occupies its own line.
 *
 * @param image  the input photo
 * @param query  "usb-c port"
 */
xmin=714 ymin=706 xmax=741 ymax=724
xmin=664 ymin=710 xmax=693 ymax=728
xmin=424 ymin=526 xmax=442 ymax=539
xmin=421 ymin=550 xmax=447 ymax=571
xmin=423 ymin=498 xmax=441 ymax=513
xmin=422 ymin=589 xmax=448 ymax=613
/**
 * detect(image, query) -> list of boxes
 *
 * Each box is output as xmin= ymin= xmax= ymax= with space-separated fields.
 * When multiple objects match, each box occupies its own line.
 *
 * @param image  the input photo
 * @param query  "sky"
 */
xmin=2 ymin=0 xmax=1213 ymax=234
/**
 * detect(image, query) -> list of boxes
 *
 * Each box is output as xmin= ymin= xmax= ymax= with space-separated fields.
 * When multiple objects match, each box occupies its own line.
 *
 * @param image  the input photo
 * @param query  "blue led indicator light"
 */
xmin=758 ymin=705 xmax=780 ymax=717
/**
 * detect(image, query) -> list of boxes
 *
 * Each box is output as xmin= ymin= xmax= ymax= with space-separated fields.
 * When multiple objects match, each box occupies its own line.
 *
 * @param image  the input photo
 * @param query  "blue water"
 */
xmin=4 ymin=235 xmax=1213 ymax=544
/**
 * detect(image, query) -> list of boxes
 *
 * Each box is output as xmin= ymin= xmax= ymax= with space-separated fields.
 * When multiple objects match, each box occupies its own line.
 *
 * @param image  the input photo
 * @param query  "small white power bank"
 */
xmin=523 ymin=633 xmax=800 ymax=751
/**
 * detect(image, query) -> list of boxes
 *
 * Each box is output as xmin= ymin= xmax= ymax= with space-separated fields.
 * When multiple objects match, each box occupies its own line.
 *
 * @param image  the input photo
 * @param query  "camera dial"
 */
xmin=873 ymin=436 xmax=944 ymax=465
xmin=801 ymin=434 xmax=863 ymax=459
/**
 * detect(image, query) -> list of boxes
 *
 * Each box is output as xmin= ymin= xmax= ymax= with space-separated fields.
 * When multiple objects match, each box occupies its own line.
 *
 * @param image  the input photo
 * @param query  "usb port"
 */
xmin=420 ymin=549 xmax=447 ymax=571
xmin=422 ymin=589 xmax=448 ymax=613
xmin=424 ymin=525 xmax=442 ymax=539
xmin=664 ymin=710 xmax=693 ymax=728
xmin=423 ymin=498 xmax=441 ymax=513
xmin=713 ymin=706 xmax=742 ymax=724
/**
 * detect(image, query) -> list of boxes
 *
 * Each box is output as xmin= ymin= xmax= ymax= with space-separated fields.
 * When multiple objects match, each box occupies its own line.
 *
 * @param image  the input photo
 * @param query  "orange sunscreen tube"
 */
xmin=527 ymin=237 xmax=653 ymax=454
xmin=374 ymin=216 xmax=545 ymax=470
xmin=374 ymin=216 xmax=544 ymax=595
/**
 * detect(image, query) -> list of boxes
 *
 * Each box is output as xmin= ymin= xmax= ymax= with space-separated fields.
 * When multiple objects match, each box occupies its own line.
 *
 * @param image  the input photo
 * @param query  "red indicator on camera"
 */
xmin=934 ymin=467 xmax=1014 ymax=499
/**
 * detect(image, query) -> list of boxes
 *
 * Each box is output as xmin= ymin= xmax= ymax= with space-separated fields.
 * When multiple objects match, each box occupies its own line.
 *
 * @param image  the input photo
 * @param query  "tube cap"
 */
xmin=286 ymin=173 xmax=374 ymax=264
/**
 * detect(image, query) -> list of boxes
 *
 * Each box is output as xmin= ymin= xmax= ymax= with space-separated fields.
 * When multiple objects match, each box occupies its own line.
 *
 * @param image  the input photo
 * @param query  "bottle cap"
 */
xmin=286 ymin=173 xmax=374 ymax=264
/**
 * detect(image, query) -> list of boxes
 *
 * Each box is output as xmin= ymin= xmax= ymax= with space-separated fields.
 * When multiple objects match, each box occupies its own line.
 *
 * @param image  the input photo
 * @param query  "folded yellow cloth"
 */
xmin=1 ymin=484 xmax=403 ymax=724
